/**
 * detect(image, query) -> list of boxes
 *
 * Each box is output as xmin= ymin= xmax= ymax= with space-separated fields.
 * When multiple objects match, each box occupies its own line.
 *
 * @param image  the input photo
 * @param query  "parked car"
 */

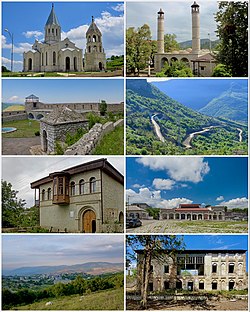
xmin=126 ymin=218 xmax=142 ymax=228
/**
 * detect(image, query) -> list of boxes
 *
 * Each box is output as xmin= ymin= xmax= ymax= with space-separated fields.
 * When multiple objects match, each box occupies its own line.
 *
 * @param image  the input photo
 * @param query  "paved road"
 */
xmin=237 ymin=128 xmax=243 ymax=142
xmin=151 ymin=114 xmax=165 ymax=142
xmin=2 ymin=137 xmax=40 ymax=155
xmin=183 ymin=126 xmax=215 ymax=148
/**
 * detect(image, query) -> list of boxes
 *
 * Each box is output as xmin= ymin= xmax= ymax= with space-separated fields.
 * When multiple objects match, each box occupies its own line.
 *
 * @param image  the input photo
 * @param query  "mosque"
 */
xmin=155 ymin=2 xmax=217 ymax=77
xmin=23 ymin=4 xmax=106 ymax=72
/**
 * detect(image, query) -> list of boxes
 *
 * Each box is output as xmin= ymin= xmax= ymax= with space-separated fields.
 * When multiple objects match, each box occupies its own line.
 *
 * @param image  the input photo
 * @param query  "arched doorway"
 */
xmin=161 ymin=57 xmax=168 ymax=68
xmin=99 ymin=62 xmax=103 ymax=70
xmin=119 ymin=211 xmax=124 ymax=223
xmin=43 ymin=130 xmax=48 ymax=152
xmin=28 ymin=58 xmax=32 ymax=71
xmin=28 ymin=113 xmax=34 ymax=119
xmin=83 ymin=210 xmax=96 ymax=233
xmin=66 ymin=57 xmax=70 ymax=71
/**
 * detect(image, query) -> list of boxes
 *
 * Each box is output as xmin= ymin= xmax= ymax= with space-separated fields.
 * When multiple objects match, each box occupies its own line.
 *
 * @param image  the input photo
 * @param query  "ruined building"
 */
xmin=136 ymin=249 xmax=247 ymax=291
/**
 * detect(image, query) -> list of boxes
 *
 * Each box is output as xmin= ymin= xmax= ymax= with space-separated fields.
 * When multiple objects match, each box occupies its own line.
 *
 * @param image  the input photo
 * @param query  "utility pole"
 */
xmin=5 ymin=28 xmax=14 ymax=72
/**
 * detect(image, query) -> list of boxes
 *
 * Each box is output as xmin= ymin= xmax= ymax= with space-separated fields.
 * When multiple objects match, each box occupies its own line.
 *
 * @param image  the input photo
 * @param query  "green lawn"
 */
xmin=2 ymin=119 xmax=40 ymax=138
xmin=93 ymin=125 xmax=124 ymax=155
xmin=13 ymin=288 xmax=124 ymax=310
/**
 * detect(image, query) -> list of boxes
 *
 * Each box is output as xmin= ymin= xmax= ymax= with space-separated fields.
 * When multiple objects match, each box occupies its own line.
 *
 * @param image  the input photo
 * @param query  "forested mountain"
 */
xmin=199 ymin=82 xmax=248 ymax=124
xmin=126 ymin=79 xmax=248 ymax=155
xmin=179 ymin=38 xmax=219 ymax=50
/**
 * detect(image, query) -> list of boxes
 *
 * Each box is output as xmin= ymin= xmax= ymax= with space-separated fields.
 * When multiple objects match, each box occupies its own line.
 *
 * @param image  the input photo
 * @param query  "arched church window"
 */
xmin=93 ymin=46 xmax=97 ymax=52
xmin=52 ymin=28 xmax=54 ymax=34
xmin=88 ymin=35 xmax=91 ymax=42
xmin=56 ymin=29 xmax=58 ymax=36
xmin=70 ymin=181 xmax=76 ymax=196
xmin=46 ymin=52 xmax=48 ymax=66
xmin=90 ymin=177 xmax=96 ymax=193
xmin=47 ymin=188 xmax=51 ymax=200
xmin=98 ymin=36 xmax=101 ymax=42
xmin=53 ymin=51 xmax=56 ymax=66
xmin=93 ymin=35 xmax=97 ymax=42
xmin=79 ymin=179 xmax=85 ymax=194
xmin=41 ymin=189 xmax=45 ymax=201
xmin=88 ymin=46 xmax=91 ymax=53
xmin=100 ymin=47 xmax=102 ymax=52
xmin=41 ymin=53 xmax=44 ymax=66
xmin=48 ymin=29 xmax=50 ymax=34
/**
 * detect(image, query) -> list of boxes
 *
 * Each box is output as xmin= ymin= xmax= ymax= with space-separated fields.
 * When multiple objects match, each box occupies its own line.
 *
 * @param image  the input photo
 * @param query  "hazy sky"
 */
xmin=126 ymin=157 xmax=248 ymax=209
xmin=2 ymin=2 xmax=124 ymax=71
xmin=2 ymin=156 xmax=124 ymax=207
xmin=2 ymin=79 xmax=124 ymax=104
xmin=126 ymin=1 xmax=218 ymax=42
xmin=3 ymin=235 xmax=124 ymax=270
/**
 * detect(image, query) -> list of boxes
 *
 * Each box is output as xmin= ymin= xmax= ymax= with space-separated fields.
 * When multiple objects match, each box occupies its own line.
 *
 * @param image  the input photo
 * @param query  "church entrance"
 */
xmin=83 ymin=210 xmax=96 ymax=233
xmin=42 ymin=130 xmax=48 ymax=152
xmin=74 ymin=57 xmax=77 ymax=71
xmin=66 ymin=57 xmax=70 ymax=71
xmin=99 ymin=62 xmax=103 ymax=70
xmin=28 ymin=58 xmax=32 ymax=71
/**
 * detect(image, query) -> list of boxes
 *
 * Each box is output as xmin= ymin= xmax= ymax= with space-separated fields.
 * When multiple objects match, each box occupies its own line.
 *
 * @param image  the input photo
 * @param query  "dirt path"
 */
xmin=2 ymin=137 xmax=40 ymax=155
xmin=183 ymin=126 xmax=215 ymax=148
xmin=151 ymin=114 xmax=165 ymax=142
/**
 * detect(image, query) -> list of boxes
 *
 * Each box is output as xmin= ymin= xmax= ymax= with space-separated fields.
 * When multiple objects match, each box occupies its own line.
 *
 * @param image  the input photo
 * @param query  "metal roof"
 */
xmin=45 ymin=4 xmax=60 ymax=26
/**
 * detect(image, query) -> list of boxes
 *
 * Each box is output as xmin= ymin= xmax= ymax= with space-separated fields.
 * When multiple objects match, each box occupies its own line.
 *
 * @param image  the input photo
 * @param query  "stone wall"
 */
xmin=65 ymin=119 xmax=123 ymax=155
xmin=2 ymin=111 xmax=27 ymax=122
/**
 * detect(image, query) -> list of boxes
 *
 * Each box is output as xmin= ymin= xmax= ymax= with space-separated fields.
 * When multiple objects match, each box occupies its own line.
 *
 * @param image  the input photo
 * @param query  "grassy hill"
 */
xmin=126 ymin=79 xmax=248 ymax=155
xmin=2 ymin=103 xmax=24 ymax=111
xmin=11 ymin=288 xmax=123 ymax=310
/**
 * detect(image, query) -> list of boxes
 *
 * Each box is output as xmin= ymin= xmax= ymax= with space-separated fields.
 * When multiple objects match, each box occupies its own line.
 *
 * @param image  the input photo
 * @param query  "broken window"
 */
xmin=212 ymin=263 xmax=217 ymax=273
xmin=212 ymin=282 xmax=217 ymax=290
xmin=199 ymin=281 xmax=204 ymax=289
xmin=164 ymin=265 xmax=169 ymax=273
xmin=229 ymin=263 xmax=234 ymax=273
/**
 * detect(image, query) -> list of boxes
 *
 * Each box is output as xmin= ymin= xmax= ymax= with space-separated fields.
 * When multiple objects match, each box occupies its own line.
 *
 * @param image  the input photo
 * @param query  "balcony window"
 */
xmin=70 ymin=181 xmax=76 ymax=196
xmin=79 ymin=179 xmax=85 ymax=194
xmin=51 ymin=173 xmax=70 ymax=204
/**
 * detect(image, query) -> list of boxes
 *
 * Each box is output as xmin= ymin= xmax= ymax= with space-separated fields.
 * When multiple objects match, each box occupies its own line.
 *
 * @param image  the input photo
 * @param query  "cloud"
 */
xmin=2 ymin=35 xmax=32 ymax=54
xmin=137 ymin=157 xmax=210 ymax=183
xmin=112 ymin=4 xmax=124 ymax=12
xmin=8 ymin=96 xmax=19 ymax=102
xmin=216 ymin=195 xmax=224 ymax=201
xmin=23 ymin=30 xmax=43 ymax=38
xmin=126 ymin=187 xmax=192 ymax=208
xmin=220 ymin=197 xmax=248 ymax=209
xmin=2 ymin=57 xmax=23 ymax=65
xmin=132 ymin=183 xmax=145 ymax=188
xmin=152 ymin=178 xmax=175 ymax=190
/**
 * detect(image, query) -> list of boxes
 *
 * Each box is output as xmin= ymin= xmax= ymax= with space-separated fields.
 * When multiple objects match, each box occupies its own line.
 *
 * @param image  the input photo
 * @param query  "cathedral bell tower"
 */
xmin=44 ymin=4 xmax=61 ymax=44
xmin=84 ymin=16 xmax=106 ymax=71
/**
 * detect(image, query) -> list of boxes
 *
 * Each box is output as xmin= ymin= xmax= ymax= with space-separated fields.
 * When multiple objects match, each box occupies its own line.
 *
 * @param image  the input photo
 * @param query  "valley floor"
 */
xmin=126 ymin=220 xmax=248 ymax=233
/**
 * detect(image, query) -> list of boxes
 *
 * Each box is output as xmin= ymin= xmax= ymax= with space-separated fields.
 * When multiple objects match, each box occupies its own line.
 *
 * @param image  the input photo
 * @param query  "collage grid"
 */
xmin=0 ymin=0 xmax=249 ymax=311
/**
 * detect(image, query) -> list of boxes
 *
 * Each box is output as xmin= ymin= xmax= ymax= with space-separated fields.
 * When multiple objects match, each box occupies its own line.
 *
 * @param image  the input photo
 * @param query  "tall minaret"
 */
xmin=157 ymin=8 xmax=165 ymax=53
xmin=44 ymin=4 xmax=61 ymax=44
xmin=191 ymin=1 xmax=200 ymax=54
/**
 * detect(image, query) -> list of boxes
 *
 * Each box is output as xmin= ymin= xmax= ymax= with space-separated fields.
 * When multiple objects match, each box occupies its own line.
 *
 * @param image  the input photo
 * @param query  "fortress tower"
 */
xmin=191 ymin=1 xmax=200 ymax=54
xmin=157 ymin=9 xmax=165 ymax=53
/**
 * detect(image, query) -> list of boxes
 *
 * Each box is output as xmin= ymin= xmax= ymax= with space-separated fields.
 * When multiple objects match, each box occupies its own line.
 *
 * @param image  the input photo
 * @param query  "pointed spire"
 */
xmin=92 ymin=16 xmax=94 ymax=23
xmin=45 ymin=3 xmax=60 ymax=26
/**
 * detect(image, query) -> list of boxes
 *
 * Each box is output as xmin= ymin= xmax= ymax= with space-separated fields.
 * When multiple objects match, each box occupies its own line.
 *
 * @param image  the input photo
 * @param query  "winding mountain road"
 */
xmin=183 ymin=126 xmax=215 ymax=149
xmin=237 ymin=128 xmax=243 ymax=142
xmin=151 ymin=114 xmax=165 ymax=143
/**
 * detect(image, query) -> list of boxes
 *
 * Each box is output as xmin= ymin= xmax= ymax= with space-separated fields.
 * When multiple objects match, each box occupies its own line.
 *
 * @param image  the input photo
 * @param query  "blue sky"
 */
xmin=127 ymin=1 xmax=218 ymax=42
xmin=2 ymin=2 xmax=124 ymax=71
xmin=151 ymin=78 xmax=248 ymax=110
xmin=126 ymin=157 xmax=248 ymax=209
xmin=127 ymin=235 xmax=248 ymax=268
xmin=3 ymin=235 xmax=124 ymax=270
xmin=2 ymin=79 xmax=124 ymax=103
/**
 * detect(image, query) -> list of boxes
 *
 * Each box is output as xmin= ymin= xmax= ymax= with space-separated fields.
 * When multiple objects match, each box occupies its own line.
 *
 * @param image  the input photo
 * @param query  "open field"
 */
xmin=11 ymin=288 xmax=124 ymax=310
xmin=2 ymin=119 xmax=40 ymax=138
xmin=126 ymin=220 xmax=248 ymax=233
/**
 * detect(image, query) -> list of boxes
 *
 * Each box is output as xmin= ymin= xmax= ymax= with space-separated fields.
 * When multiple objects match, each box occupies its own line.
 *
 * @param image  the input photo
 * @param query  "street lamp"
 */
xmin=4 ymin=28 xmax=14 ymax=72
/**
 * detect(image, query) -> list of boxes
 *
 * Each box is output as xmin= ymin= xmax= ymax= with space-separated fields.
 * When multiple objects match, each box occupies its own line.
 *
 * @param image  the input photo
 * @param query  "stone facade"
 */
xmin=30 ymin=158 xmax=124 ymax=233
xmin=137 ymin=249 xmax=247 ymax=291
xmin=84 ymin=17 xmax=106 ymax=71
xmin=2 ymin=110 xmax=27 ymax=122
xmin=127 ymin=204 xmax=150 ymax=219
xmin=23 ymin=4 xmax=83 ymax=72
xmin=160 ymin=204 xmax=226 ymax=221
xmin=154 ymin=2 xmax=217 ymax=77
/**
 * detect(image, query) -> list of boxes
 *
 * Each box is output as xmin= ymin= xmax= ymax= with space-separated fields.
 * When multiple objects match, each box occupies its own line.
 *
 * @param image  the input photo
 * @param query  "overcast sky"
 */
xmin=2 ymin=156 xmax=124 ymax=207
xmin=3 ymin=235 xmax=124 ymax=270
xmin=126 ymin=1 xmax=218 ymax=42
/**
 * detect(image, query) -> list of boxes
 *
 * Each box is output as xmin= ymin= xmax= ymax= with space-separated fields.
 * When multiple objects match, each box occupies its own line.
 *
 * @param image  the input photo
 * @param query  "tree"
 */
xmin=2 ymin=65 xmax=10 ymax=72
xmin=215 ymin=1 xmax=248 ymax=77
xmin=157 ymin=60 xmax=193 ymax=77
xmin=212 ymin=64 xmax=232 ymax=77
xmin=164 ymin=34 xmax=180 ymax=52
xmin=127 ymin=235 xmax=185 ymax=309
xmin=2 ymin=180 xmax=26 ymax=227
xmin=126 ymin=24 xmax=152 ymax=75
xmin=100 ymin=100 xmax=107 ymax=116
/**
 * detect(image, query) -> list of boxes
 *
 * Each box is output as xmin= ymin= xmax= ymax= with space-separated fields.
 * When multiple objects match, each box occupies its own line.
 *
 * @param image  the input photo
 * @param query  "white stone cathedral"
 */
xmin=23 ymin=4 xmax=106 ymax=72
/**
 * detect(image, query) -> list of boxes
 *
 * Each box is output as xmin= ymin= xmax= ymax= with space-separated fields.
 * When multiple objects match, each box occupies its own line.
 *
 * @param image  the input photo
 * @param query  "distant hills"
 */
xmin=199 ymin=82 xmax=248 ymax=124
xmin=126 ymin=79 xmax=248 ymax=155
xmin=2 ymin=102 xmax=24 ymax=111
xmin=179 ymin=38 xmax=220 ymax=50
xmin=3 ymin=262 xmax=123 ymax=276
